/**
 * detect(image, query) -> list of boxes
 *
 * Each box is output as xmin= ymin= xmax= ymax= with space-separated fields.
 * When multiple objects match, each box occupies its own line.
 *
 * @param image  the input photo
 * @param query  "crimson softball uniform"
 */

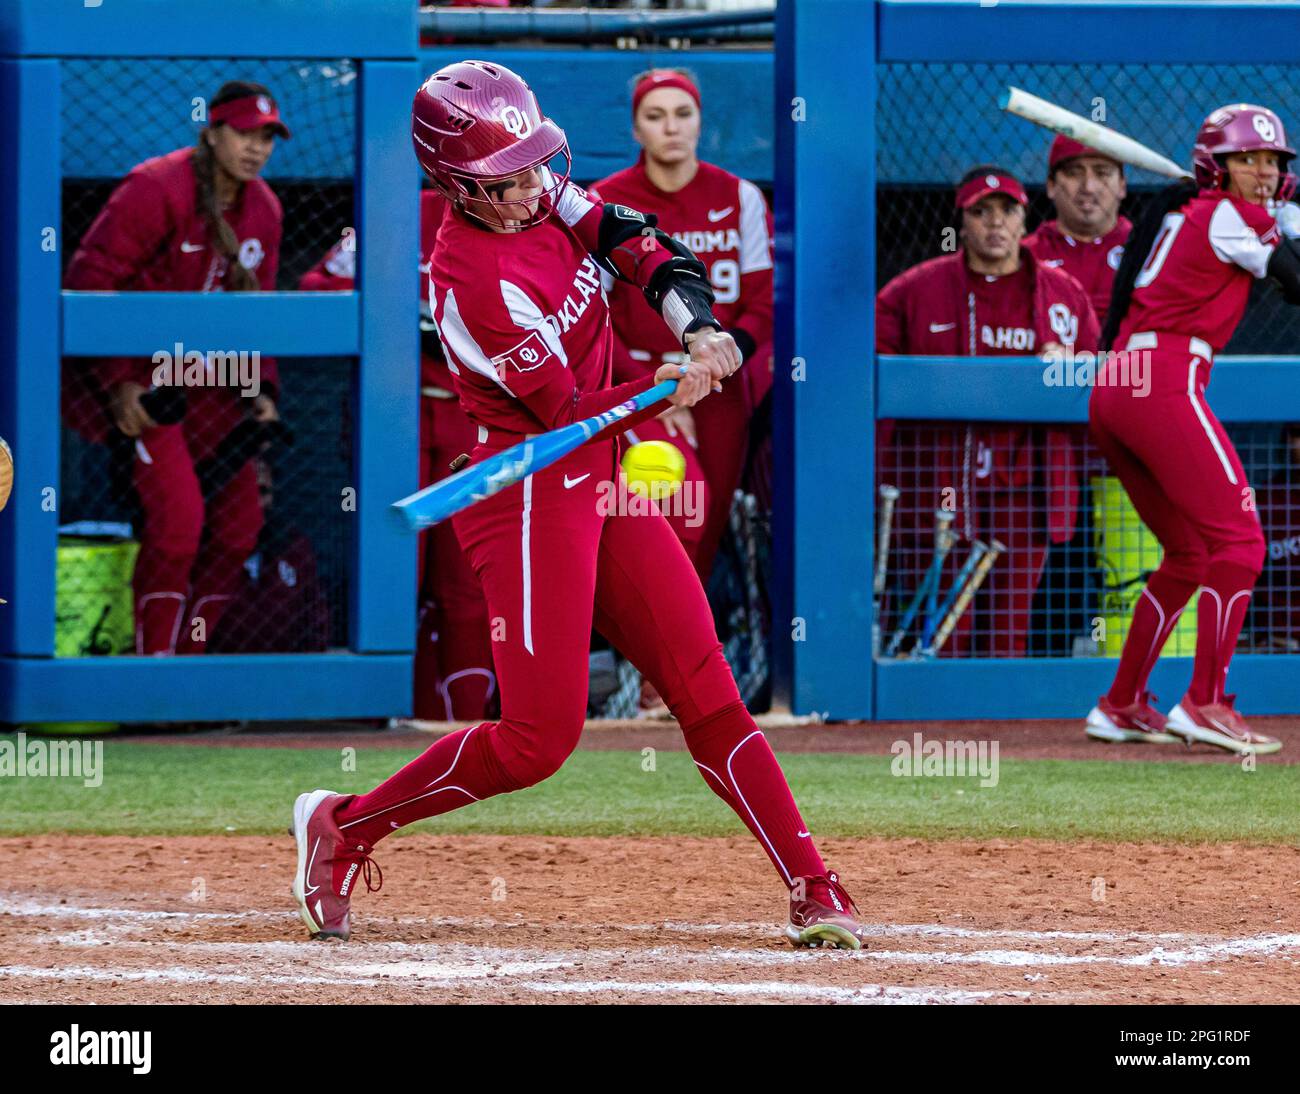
xmin=1024 ymin=216 xmax=1131 ymax=324
xmin=65 ymin=147 xmax=282 ymax=654
xmin=593 ymin=161 xmax=774 ymax=579
xmin=876 ymin=249 xmax=1099 ymax=655
xmin=331 ymin=181 xmax=828 ymax=890
xmin=1092 ymin=191 xmax=1277 ymax=705
xmin=299 ymin=190 xmax=495 ymax=719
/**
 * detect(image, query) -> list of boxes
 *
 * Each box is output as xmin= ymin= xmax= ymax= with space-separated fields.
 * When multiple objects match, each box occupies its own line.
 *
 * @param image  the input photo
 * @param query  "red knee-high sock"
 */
xmin=682 ymin=700 xmax=826 ymax=888
xmin=334 ymin=725 xmax=518 ymax=846
xmin=1107 ymin=570 xmax=1197 ymax=707
xmin=1189 ymin=561 xmax=1257 ymax=705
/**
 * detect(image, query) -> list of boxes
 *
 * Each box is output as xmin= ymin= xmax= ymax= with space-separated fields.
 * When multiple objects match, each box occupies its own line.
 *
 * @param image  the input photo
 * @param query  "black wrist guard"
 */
xmin=643 ymin=232 xmax=721 ymax=345
xmin=593 ymin=203 xmax=659 ymax=282
xmin=1268 ymin=237 xmax=1300 ymax=305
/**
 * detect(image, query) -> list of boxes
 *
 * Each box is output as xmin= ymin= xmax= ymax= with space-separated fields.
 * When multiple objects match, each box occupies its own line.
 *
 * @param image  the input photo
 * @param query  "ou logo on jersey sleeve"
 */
xmin=1048 ymin=303 xmax=1078 ymax=345
xmin=238 ymin=237 xmax=265 ymax=270
xmin=491 ymin=329 xmax=553 ymax=378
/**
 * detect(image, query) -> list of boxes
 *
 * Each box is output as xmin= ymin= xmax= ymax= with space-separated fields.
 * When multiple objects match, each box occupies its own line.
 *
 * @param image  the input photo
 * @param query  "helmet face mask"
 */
xmin=1193 ymin=103 xmax=1297 ymax=202
xmin=412 ymin=60 xmax=573 ymax=231
xmin=443 ymin=151 xmax=572 ymax=232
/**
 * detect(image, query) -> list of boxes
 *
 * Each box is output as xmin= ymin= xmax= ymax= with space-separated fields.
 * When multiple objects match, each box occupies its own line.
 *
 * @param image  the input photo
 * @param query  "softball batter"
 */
xmin=291 ymin=61 xmax=865 ymax=949
xmin=1086 ymin=103 xmax=1300 ymax=754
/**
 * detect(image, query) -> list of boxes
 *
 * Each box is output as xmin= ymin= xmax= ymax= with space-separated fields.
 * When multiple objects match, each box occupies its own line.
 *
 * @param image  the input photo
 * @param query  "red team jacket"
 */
xmin=876 ymin=247 xmax=1100 ymax=542
xmin=591 ymin=160 xmax=774 ymax=393
xmin=1023 ymin=216 xmax=1132 ymax=323
xmin=428 ymin=182 xmax=674 ymax=439
xmin=1114 ymin=190 xmax=1280 ymax=355
xmin=65 ymin=147 xmax=283 ymax=404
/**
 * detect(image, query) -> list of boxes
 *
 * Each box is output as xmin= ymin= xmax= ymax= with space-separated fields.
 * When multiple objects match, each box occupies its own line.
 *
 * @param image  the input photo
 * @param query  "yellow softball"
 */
xmin=0 ymin=437 xmax=12 ymax=513
xmin=621 ymin=439 xmax=686 ymax=501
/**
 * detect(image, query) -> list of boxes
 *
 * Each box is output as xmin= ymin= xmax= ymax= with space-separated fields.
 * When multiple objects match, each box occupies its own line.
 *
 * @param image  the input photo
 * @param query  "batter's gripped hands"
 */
xmin=656 ymin=360 xmax=713 ymax=408
xmin=109 ymin=382 xmax=158 ymax=438
xmin=685 ymin=327 xmax=741 ymax=392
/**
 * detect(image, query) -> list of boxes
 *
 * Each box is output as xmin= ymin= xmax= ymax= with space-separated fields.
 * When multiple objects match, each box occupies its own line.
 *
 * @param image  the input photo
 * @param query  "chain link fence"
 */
xmin=57 ymin=58 xmax=356 ymax=658
xmin=875 ymin=62 xmax=1300 ymax=661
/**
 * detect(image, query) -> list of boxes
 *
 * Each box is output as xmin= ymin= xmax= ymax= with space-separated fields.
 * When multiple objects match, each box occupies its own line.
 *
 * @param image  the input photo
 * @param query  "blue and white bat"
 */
xmin=392 ymin=378 xmax=679 ymax=531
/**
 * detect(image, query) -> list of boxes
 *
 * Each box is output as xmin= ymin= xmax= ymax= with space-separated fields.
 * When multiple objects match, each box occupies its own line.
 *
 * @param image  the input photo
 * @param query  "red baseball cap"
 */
xmin=209 ymin=93 xmax=291 ymax=139
xmin=955 ymin=170 xmax=1027 ymax=210
xmin=1049 ymin=134 xmax=1119 ymax=172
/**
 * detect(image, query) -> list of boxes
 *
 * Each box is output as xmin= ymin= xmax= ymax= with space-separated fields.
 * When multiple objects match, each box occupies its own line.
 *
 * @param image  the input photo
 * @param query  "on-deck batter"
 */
xmin=1086 ymin=103 xmax=1300 ymax=754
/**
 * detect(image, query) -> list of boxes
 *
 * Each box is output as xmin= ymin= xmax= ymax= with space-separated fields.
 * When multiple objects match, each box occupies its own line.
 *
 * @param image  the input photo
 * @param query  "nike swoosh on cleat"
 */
xmin=1207 ymin=716 xmax=1243 ymax=740
xmin=304 ymin=837 xmax=321 ymax=895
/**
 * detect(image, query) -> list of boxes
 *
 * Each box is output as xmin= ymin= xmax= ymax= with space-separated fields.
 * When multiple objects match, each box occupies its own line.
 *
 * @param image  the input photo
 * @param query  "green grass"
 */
xmin=2 ymin=742 xmax=1298 ymax=844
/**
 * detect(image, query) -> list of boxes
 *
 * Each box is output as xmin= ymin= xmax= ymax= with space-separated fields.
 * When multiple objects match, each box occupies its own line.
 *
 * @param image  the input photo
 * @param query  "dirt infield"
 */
xmin=2 ymin=833 xmax=1297 ymax=1004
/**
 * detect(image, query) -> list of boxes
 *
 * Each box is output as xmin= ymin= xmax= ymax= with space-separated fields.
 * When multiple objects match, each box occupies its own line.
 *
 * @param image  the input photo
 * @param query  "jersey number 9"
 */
xmin=711 ymin=259 xmax=740 ymax=304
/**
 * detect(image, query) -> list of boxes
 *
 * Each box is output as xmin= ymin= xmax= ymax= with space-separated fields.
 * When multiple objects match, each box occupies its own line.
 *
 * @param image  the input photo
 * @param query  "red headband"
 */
xmin=632 ymin=70 xmax=701 ymax=117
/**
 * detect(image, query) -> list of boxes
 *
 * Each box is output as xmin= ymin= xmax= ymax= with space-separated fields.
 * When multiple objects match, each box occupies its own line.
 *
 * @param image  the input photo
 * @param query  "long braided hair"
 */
xmin=193 ymin=80 xmax=272 ymax=291
xmin=1100 ymin=177 xmax=1199 ymax=350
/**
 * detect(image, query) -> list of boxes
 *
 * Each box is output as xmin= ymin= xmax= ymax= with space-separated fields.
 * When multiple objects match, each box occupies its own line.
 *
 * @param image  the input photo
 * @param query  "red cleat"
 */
xmin=1085 ymin=692 xmax=1177 ymax=744
xmin=1166 ymin=694 xmax=1282 ymax=756
xmin=290 ymin=789 xmax=383 ymax=940
xmin=786 ymin=872 xmax=866 ymax=950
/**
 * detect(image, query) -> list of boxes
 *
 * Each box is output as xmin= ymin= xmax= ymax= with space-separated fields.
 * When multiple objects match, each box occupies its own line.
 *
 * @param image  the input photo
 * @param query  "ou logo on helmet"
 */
xmin=1252 ymin=112 xmax=1278 ymax=143
xmin=499 ymin=104 xmax=532 ymax=140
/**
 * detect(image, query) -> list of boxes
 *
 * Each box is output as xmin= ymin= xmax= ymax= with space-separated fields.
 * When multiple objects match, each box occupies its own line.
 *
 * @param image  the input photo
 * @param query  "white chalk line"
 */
xmin=0 ymin=965 xmax=1029 ymax=1004
xmin=27 ymin=925 xmax=1300 ymax=966
xmin=0 ymin=896 xmax=1262 ymax=946
xmin=10 ymin=928 xmax=1300 ymax=975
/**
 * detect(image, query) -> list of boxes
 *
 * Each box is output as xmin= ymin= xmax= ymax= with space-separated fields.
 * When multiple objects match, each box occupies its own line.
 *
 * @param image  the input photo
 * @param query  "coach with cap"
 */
xmin=1025 ymin=136 xmax=1131 ymax=324
xmin=875 ymin=165 xmax=1099 ymax=656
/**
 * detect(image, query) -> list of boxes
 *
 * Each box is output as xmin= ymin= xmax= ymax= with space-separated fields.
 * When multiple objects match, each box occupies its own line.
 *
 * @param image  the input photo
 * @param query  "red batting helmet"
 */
xmin=411 ymin=60 xmax=571 ymax=228
xmin=1193 ymin=103 xmax=1296 ymax=201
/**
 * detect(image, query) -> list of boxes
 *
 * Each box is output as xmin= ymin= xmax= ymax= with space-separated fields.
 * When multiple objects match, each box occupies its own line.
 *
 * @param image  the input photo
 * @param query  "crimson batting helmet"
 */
xmin=411 ymin=60 xmax=571 ymax=228
xmin=1193 ymin=103 xmax=1296 ymax=201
